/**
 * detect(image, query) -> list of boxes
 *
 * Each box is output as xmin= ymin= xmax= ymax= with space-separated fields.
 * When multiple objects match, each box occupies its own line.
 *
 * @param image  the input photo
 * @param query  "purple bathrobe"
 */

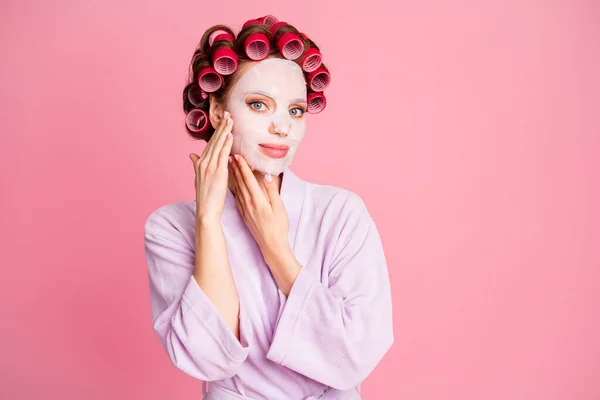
xmin=144 ymin=166 xmax=394 ymax=400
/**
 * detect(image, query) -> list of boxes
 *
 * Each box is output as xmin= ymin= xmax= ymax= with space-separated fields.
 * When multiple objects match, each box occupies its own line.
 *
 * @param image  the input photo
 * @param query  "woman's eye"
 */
xmin=290 ymin=107 xmax=305 ymax=117
xmin=249 ymin=101 xmax=266 ymax=111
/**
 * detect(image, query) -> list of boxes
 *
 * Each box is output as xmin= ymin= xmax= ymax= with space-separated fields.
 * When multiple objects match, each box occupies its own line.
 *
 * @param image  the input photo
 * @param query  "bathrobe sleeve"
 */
xmin=144 ymin=209 xmax=250 ymax=381
xmin=266 ymin=193 xmax=394 ymax=390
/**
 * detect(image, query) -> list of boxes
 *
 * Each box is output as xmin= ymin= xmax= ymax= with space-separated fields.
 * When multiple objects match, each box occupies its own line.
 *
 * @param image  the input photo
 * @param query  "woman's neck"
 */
xmin=227 ymin=169 xmax=283 ymax=197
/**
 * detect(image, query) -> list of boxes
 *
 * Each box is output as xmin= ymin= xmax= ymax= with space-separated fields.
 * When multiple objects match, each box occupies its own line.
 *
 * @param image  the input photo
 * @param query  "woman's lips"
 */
xmin=259 ymin=143 xmax=289 ymax=159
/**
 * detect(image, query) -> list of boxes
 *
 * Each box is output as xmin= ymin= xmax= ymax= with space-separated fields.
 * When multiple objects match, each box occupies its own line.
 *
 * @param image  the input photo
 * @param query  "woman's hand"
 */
xmin=189 ymin=111 xmax=234 ymax=223
xmin=229 ymin=154 xmax=291 ymax=261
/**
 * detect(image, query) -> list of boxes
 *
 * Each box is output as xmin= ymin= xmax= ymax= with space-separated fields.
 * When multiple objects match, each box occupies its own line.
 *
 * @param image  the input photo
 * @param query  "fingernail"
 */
xmin=227 ymin=132 xmax=232 ymax=140
xmin=234 ymin=154 xmax=239 ymax=161
xmin=265 ymin=174 xmax=272 ymax=183
xmin=227 ymin=117 xmax=232 ymax=125
xmin=224 ymin=111 xmax=230 ymax=119
xmin=228 ymin=156 xmax=232 ymax=164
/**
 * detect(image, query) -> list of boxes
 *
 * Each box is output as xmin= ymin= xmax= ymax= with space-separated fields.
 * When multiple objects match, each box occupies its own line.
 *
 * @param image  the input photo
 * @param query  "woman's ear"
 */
xmin=209 ymin=95 xmax=225 ymax=129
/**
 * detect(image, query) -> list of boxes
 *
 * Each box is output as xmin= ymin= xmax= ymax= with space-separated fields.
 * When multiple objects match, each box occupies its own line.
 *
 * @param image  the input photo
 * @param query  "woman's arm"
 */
xmin=263 ymin=194 xmax=394 ymax=390
xmin=194 ymin=216 xmax=243 ymax=340
xmin=144 ymin=209 xmax=250 ymax=381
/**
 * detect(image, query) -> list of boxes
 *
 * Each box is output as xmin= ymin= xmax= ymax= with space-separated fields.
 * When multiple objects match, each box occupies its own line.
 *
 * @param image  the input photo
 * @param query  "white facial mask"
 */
xmin=227 ymin=58 xmax=307 ymax=176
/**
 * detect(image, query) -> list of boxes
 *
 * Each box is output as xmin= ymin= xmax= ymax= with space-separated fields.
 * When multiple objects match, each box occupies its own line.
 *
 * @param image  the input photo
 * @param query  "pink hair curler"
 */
xmin=244 ymin=32 xmax=270 ymax=60
xmin=300 ymin=48 xmax=322 ymax=72
xmin=198 ymin=66 xmax=223 ymax=93
xmin=307 ymin=92 xmax=326 ymax=114
xmin=277 ymin=32 xmax=304 ymax=60
xmin=261 ymin=15 xmax=278 ymax=28
xmin=186 ymin=109 xmax=210 ymax=133
xmin=243 ymin=15 xmax=278 ymax=29
xmin=188 ymin=85 xmax=208 ymax=106
xmin=208 ymin=29 xmax=233 ymax=47
xmin=212 ymin=47 xmax=238 ymax=75
xmin=213 ymin=32 xmax=235 ymax=44
xmin=307 ymin=67 xmax=330 ymax=91
xmin=243 ymin=18 xmax=261 ymax=29
xmin=270 ymin=21 xmax=288 ymax=35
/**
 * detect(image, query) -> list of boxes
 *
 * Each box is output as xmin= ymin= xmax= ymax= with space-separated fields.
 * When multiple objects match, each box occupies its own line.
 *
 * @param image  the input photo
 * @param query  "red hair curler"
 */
xmin=277 ymin=32 xmax=304 ymax=60
xmin=307 ymin=92 xmax=326 ymax=114
xmin=307 ymin=67 xmax=330 ymax=91
xmin=188 ymin=85 xmax=208 ymax=106
xmin=269 ymin=21 xmax=304 ymax=59
xmin=208 ymin=29 xmax=233 ymax=47
xmin=269 ymin=21 xmax=287 ymax=35
xmin=300 ymin=48 xmax=322 ymax=72
xmin=213 ymin=32 xmax=235 ymax=44
xmin=261 ymin=15 xmax=278 ymax=28
xmin=198 ymin=66 xmax=223 ymax=93
xmin=212 ymin=47 xmax=238 ymax=75
xmin=243 ymin=15 xmax=278 ymax=29
xmin=243 ymin=18 xmax=260 ymax=29
xmin=244 ymin=32 xmax=270 ymax=60
xmin=186 ymin=109 xmax=210 ymax=133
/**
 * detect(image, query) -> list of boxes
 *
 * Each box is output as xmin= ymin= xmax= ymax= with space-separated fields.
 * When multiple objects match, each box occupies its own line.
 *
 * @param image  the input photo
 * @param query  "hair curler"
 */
xmin=307 ymin=92 xmax=326 ymax=114
xmin=300 ymin=48 xmax=322 ymax=72
xmin=212 ymin=47 xmax=238 ymax=75
xmin=186 ymin=109 xmax=210 ymax=133
xmin=208 ymin=29 xmax=233 ymax=47
xmin=269 ymin=21 xmax=287 ymax=35
xmin=198 ymin=66 xmax=223 ymax=93
xmin=269 ymin=22 xmax=304 ymax=59
xmin=244 ymin=32 xmax=270 ymax=60
xmin=307 ymin=67 xmax=330 ymax=91
xmin=188 ymin=85 xmax=208 ymax=106
xmin=242 ymin=18 xmax=260 ymax=29
xmin=243 ymin=15 xmax=278 ymax=29
xmin=260 ymin=15 xmax=278 ymax=28
xmin=276 ymin=32 xmax=304 ymax=60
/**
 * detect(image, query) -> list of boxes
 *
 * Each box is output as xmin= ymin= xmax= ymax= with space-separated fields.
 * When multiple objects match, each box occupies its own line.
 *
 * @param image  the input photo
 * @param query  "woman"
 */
xmin=144 ymin=15 xmax=394 ymax=400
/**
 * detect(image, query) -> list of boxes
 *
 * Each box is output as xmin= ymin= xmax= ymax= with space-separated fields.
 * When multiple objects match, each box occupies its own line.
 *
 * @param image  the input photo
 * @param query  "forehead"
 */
xmin=232 ymin=58 xmax=307 ymax=100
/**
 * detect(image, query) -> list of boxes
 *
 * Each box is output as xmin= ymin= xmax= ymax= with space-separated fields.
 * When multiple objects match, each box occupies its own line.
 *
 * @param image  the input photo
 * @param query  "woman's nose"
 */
xmin=268 ymin=121 xmax=290 ymax=136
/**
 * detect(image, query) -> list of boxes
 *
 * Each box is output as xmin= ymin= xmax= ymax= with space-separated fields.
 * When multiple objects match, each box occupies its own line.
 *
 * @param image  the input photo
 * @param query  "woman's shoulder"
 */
xmin=144 ymin=199 xmax=196 ymax=242
xmin=303 ymin=179 xmax=371 ymax=222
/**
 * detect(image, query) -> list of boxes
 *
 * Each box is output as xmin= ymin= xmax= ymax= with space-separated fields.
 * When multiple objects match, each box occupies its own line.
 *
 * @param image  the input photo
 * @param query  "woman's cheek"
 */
xmin=290 ymin=119 xmax=307 ymax=141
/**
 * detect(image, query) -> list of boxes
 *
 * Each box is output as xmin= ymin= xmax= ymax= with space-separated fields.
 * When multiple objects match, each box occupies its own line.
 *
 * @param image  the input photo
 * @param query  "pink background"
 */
xmin=1 ymin=0 xmax=599 ymax=399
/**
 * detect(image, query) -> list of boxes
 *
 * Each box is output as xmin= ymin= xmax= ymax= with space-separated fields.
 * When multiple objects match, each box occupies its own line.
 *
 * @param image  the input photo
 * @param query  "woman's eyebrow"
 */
xmin=245 ymin=91 xmax=306 ymax=104
xmin=245 ymin=91 xmax=274 ymax=100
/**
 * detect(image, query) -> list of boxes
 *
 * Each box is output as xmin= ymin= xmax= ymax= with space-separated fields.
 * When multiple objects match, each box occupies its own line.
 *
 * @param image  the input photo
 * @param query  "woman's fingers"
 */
xmin=189 ymin=153 xmax=200 ymax=170
xmin=217 ymin=132 xmax=234 ymax=170
xmin=233 ymin=185 xmax=244 ymax=216
xmin=210 ymin=114 xmax=234 ymax=168
xmin=235 ymin=155 xmax=264 ymax=200
xmin=231 ymin=156 xmax=251 ymax=203
xmin=207 ymin=112 xmax=232 ymax=166
xmin=189 ymin=153 xmax=201 ymax=188
xmin=201 ymin=112 xmax=228 ymax=162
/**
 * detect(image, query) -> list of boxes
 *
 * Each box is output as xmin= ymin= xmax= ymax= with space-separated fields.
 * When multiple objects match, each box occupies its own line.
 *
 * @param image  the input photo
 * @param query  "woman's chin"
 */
xmin=253 ymin=159 xmax=288 ymax=176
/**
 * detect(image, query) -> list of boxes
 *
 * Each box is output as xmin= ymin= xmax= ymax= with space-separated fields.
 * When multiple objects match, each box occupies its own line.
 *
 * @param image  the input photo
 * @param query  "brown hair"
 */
xmin=182 ymin=19 xmax=329 ymax=142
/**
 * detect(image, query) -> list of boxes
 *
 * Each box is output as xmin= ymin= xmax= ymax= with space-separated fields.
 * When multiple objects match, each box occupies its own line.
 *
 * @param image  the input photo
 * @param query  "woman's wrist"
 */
xmin=262 ymin=240 xmax=300 ymax=274
xmin=261 ymin=238 xmax=291 ymax=265
xmin=263 ymin=244 xmax=302 ymax=297
xmin=194 ymin=216 xmax=224 ymax=257
xmin=195 ymin=214 xmax=221 ymax=233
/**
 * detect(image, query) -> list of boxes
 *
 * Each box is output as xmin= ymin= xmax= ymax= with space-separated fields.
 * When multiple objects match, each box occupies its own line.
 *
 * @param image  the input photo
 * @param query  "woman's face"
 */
xmin=226 ymin=58 xmax=308 ymax=176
